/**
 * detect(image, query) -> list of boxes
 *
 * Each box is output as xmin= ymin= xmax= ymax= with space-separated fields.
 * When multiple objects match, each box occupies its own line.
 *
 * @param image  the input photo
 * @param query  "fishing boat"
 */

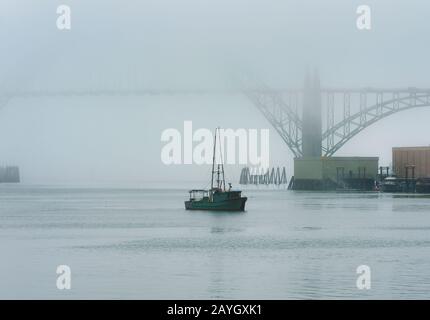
xmin=185 ymin=128 xmax=247 ymax=211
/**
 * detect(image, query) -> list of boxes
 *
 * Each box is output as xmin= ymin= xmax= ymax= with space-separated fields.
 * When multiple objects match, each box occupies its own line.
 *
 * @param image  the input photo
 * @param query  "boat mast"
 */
xmin=218 ymin=128 xmax=226 ymax=191
xmin=211 ymin=127 xmax=226 ymax=191
xmin=211 ymin=127 xmax=217 ymax=190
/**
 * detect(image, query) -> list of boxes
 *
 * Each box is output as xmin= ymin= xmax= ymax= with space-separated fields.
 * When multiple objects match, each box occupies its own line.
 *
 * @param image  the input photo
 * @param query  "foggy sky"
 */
xmin=1 ymin=0 xmax=430 ymax=185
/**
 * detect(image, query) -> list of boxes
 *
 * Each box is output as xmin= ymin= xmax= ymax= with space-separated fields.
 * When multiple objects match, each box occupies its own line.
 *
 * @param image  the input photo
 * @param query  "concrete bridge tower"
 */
xmin=301 ymin=70 xmax=322 ymax=157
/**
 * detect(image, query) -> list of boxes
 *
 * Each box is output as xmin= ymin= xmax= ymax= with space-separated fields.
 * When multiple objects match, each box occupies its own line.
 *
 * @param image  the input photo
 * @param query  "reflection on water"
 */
xmin=1 ymin=185 xmax=430 ymax=299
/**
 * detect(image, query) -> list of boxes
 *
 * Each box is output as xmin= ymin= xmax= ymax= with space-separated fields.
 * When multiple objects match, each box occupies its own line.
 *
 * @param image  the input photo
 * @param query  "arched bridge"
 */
xmin=0 ymin=88 xmax=225 ymax=108
xmin=246 ymin=75 xmax=430 ymax=157
xmin=1 ymin=76 xmax=429 ymax=158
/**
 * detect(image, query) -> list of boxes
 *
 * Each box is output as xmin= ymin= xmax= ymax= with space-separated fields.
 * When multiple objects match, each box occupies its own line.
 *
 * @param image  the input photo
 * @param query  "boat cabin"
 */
xmin=188 ymin=190 xmax=209 ymax=201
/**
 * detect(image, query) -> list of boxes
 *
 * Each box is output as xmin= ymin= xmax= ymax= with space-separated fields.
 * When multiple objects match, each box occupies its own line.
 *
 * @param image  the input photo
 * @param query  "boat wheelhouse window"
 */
xmin=189 ymin=190 xmax=207 ymax=200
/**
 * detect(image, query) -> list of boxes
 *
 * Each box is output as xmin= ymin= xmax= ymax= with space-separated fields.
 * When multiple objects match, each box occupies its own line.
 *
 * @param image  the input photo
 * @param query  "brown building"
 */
xmin=393 ymin=146 xmax=430 ymax=178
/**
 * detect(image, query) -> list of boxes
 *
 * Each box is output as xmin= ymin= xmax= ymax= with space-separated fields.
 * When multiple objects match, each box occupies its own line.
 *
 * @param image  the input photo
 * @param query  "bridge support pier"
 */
xmin=301 ymin=71 xmax=322 ymax=157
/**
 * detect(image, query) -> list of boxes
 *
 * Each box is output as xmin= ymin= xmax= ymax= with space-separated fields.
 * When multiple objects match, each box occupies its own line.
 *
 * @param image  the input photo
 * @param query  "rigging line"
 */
xmin=217 ymin=127 xmax=226 ymax=190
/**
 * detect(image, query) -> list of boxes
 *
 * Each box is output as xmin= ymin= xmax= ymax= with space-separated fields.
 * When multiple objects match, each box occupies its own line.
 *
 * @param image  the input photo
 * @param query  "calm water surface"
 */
xmin=1 ymin=184 xmax=430 ymax=299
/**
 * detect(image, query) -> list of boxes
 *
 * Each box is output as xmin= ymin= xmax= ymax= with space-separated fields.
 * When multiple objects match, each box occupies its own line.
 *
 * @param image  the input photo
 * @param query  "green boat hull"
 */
xmin=185 ymin=192 xmax=247 ymax=211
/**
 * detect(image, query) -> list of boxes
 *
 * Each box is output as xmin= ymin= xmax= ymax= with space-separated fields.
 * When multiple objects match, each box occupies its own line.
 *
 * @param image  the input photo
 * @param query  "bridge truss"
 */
xmin=247 ymin=87 xmax=430 ymax=157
